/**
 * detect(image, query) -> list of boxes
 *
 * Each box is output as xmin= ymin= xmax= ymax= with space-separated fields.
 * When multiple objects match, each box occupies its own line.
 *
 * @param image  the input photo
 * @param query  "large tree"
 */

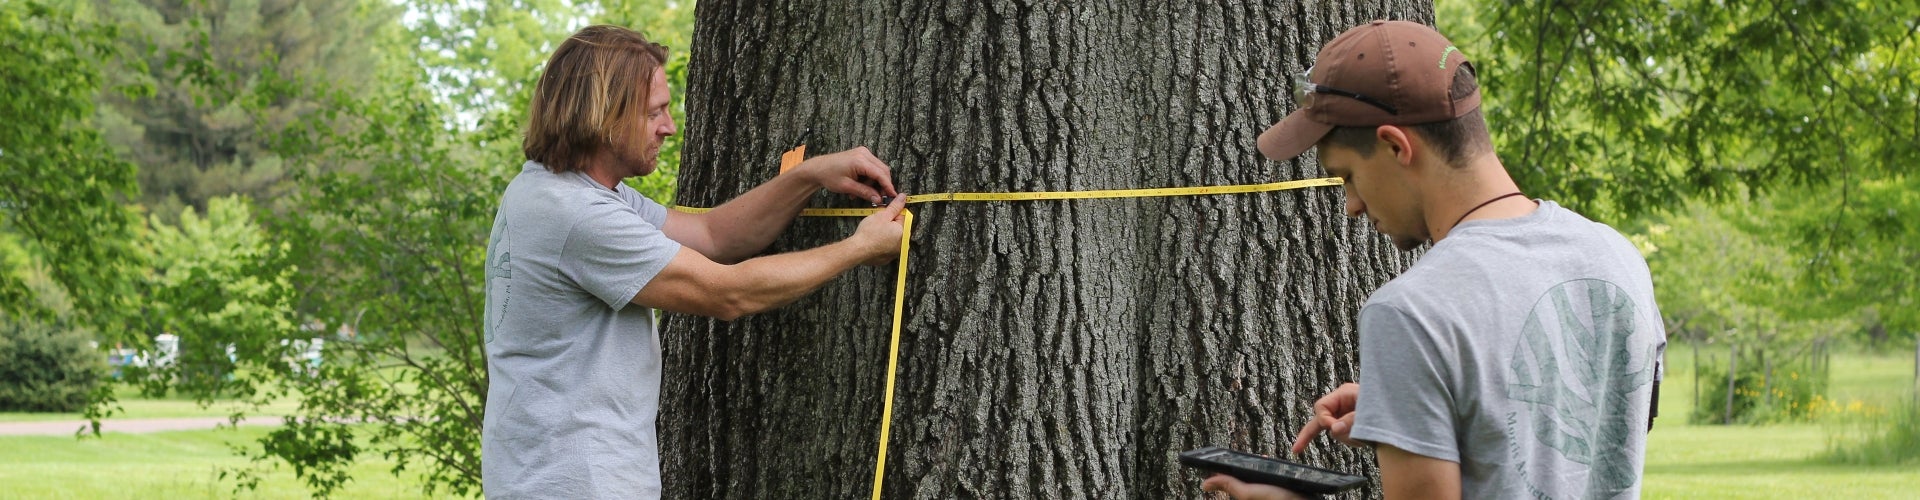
xmin=662 ymin=1 xmax=1423 ymax=497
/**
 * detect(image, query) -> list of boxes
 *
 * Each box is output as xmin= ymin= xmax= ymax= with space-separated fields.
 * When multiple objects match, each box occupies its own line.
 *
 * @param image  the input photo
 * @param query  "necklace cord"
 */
xmin=1451 ymin=191 xmax=1527 ymax=230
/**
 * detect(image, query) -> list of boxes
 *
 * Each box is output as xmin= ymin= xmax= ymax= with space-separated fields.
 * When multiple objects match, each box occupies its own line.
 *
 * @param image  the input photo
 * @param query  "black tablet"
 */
xmin=1179 ymin=446 xmax=1367 ymax=495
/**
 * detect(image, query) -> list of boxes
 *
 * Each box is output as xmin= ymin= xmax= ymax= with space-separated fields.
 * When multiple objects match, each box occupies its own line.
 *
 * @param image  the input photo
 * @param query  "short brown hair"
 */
xmin=1321 ymin=67 xmax=1491 ymax=165
xmin=523 ymin=25 xmax=668 ymax=173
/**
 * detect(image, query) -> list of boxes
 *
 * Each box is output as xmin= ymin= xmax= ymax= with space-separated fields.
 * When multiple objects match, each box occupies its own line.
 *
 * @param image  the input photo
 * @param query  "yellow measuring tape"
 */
xmin=671 ymin=164 xmax=1340 ymax=499
xmin=669 ymin=176 xmax=1343 ymax=215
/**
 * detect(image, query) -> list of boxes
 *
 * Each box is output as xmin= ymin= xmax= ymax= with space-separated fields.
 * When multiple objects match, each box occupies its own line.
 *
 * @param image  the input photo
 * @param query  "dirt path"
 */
xmin=0 ymin=417 xmax=279 ymax=436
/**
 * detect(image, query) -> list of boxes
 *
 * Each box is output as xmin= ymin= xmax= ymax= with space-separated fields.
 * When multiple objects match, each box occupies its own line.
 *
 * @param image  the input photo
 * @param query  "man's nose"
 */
xmin=1345 ymin=192 xmax=1366 ymax=218
xmin=662 ymin=113 xmax=678 ymax=137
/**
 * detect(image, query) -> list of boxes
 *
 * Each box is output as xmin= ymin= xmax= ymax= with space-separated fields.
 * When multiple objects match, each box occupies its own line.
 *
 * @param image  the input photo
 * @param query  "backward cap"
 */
xmin=1258 ymin=20 xmax=1480 ymax=161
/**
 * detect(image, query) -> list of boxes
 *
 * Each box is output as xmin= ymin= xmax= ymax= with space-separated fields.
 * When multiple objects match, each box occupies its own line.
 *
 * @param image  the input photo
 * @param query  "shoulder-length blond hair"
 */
xmin=523 ymin=25 xmax=668 ymax=173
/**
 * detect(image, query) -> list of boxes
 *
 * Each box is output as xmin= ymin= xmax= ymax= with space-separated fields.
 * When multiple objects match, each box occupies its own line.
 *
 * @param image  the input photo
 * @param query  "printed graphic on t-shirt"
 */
xmin=1504 ymin=279 xmax=1657 ymax=497
xmin=485 ymin=224 xmax=512 ymax=343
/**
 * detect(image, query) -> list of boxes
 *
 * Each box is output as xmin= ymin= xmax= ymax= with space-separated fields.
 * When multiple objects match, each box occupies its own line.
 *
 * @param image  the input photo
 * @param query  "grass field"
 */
xmin=0 ymin=344 xmax=1912 ymax=498
xmin=1643 ymin=345 xmax=1920 ymax=499
xmin=0 ymin=426 xmax=453 ymax=499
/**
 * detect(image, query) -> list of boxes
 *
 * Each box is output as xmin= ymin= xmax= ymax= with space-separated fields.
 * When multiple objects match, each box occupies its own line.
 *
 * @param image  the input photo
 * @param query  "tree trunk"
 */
xmin=1760 ymin=347 xmax=1772 ymax=408
xmin=664 ymin=2 xmax=1426 ymax=498
xmin=1725 ymin=343 xmax=1738 ymax=425
xmin=1690 ymin=340 xmax=1699 ymax=422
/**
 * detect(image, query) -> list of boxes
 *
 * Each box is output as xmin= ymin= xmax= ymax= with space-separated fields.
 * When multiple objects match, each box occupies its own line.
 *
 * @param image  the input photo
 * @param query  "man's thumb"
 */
xmin=881 ymin=194 xmax=908 ymax=218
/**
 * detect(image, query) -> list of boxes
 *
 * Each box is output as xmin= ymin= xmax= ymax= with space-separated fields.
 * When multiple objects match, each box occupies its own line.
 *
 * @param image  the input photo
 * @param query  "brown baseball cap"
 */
xmin=1258 ymin=20 xmax=1480 ymax=161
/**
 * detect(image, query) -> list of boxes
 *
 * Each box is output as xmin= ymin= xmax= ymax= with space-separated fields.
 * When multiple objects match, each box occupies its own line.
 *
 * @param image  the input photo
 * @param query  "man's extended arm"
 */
xmin=662 ymin=147 xmax=897 ymax=263
xmin=635 ymin=197 xmax=906 ymax=320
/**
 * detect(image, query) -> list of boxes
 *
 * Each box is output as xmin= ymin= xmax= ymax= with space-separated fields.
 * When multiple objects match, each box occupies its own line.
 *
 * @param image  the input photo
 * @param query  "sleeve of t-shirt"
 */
xmin=562 ymin=199 xmax=682 ymax=309
xmin=623 ymin=188 xmax=671 ymax=227
xmin=1349 ymin=303 xmax=1461 ymax=463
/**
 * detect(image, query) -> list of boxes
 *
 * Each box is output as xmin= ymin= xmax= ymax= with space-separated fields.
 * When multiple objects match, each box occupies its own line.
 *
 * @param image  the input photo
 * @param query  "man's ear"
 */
xmin=1376 ymin=125 xmax=1416 ymax=167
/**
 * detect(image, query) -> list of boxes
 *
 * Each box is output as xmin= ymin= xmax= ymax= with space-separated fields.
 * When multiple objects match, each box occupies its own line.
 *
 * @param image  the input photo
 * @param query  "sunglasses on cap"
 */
xmin=1294 ymin=66 xmax=1400 ymax=115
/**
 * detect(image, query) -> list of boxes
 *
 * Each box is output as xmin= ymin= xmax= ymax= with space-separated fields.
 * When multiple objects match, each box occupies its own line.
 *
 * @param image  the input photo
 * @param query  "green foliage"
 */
xmin=1639 ymin=179 xmax=1914 ymax=425
xmin=0 ymin=0 xmax=145 ymax=338
xmin=1642 ymin=198 xmax=1834 ymax=344
xmin=133 ymin=196 xmax=300 ymax=398
xmin=1438 ymin=0 xmax=1920 ymax=222
xmin=1767 ymin=176 xmax=1920 ymax=341
xmin=0 ymin=316 xmax=107 ymax=412
xmin=215 ymin=52 xmax=509 ymax=500
xmin=1824 ymin=399 xmax=1920 ymax=465
xmin=91 ymin=0 xmax=399 ymax=222
xmin=405 ymin=0 xmax=579 ymax=130
xmin=1643 ymin=196 xmax=1866 ymax=425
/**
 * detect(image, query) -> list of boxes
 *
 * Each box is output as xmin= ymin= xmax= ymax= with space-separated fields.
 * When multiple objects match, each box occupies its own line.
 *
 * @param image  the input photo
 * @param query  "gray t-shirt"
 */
xmin=1350 ymin=200 xmax=1666 ymax=499
xmin=482 ymin=161 xmax=682 ymax=498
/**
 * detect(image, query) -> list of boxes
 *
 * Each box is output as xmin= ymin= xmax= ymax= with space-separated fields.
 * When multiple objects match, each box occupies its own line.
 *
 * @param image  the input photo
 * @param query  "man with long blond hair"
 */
xmin=481 ymin=25 xmax=907 ymax=498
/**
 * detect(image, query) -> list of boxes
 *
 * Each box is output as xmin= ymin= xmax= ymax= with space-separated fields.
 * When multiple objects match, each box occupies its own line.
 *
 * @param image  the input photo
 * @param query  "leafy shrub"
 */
xmin=0 ymin=318 xmax=106 ymax=412
xmin=1690 ymin=346 xmax=1828 ymax=424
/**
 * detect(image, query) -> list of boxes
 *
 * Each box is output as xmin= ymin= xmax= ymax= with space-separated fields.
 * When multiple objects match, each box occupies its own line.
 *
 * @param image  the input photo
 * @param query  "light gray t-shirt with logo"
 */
xmin=1350 ymin=200 xmax=1666 ymax=499
xmin=482 ymin=161 xmax=682 ymax=498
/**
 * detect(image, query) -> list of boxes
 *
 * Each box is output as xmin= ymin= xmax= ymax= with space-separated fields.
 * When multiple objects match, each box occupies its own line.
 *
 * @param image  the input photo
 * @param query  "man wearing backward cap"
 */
xmin=1203 ymin=20 xmax=1666 ymax=500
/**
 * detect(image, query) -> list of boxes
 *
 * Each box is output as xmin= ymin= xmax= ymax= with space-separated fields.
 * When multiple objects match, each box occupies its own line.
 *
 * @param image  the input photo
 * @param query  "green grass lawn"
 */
xmin=0 ymin=426 xmax=456 ymax=499
xmin=1643 ymin=345 xmax=1920 ymax=499
xmin=1829 ymin=350 xmax=1919 ymax=404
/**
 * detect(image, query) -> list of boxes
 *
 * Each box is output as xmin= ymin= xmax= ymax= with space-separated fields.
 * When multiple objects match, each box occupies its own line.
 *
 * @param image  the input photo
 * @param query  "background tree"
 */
xmin=1771 ymin=177 xmax=1920 ymax=349
xmin=405 ymin=0 xmax=577 ymax=130
xmin=130 ymin=196 xmax=298 ymax=398
xmin=661 ymin=2 xmax=1424 ymax=497
xmin=1440 ymin=0 xmax=1920 ymax=221
xmin=1643 ymin=199 xmax=1837 ymax=423
xmin=237 ymin=75 xmax=501 ymax=496
xmin=90 ymin=0 xmax=396 ymax=221
xmin=0 ymin=313 xmax=107 ymax=413
xmin=0 ymin=0 xmax=145 ymax=343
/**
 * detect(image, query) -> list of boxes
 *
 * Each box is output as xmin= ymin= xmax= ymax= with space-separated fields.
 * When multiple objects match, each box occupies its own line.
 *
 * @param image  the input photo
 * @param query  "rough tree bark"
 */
xmin=664 ymin=1 xmax=1428 ymax=498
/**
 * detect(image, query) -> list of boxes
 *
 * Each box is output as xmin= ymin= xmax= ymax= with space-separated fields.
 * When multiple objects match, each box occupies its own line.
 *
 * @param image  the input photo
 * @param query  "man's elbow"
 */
xmin=702 ymin=288 xmax=766 ymax=321
xmin=702 ymin=309 xmax=746 ymax=322
xmin=692 ymin=244 xmax=750 ymax=266
xmin=709 ymin=303 xmax=749 ymax=322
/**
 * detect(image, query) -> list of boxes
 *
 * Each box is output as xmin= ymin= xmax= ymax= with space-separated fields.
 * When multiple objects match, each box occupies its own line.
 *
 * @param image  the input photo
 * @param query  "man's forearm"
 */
xmin=714 ymin=239 xmax=875 ymax=319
